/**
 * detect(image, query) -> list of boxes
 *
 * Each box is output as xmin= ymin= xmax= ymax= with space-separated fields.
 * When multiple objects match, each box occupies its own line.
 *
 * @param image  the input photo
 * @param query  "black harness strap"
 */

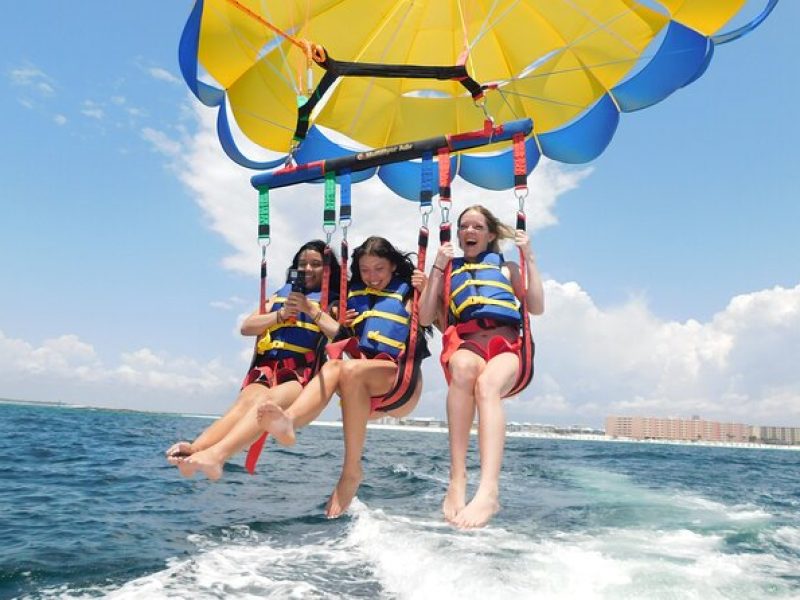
xmin=294 ymin=52 xmax=485 ymax=142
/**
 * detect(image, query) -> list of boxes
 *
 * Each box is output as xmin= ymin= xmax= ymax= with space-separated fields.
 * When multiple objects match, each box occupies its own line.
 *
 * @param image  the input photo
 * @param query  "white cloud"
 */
xmin=149 ymin=66 xmax=181 ymax=85
xmin=150 ymin=100 xmax=800 ymax=427
xmin=156 ymin=102 xmax=589 ymax=284
xmin=53 ymin=114 xmax=67 ymax=126
xmin=81 ymin=100 xmax=105 ymax=120
xmin=99 ymin=100 xmax=800 ymax=427
xmin=4 ymin=282 xmax=797 ymax=425
xmin=9 ymin=63 xmax=55 ymax=95
xmin=210 ymin=296 xmax=249 ymax=311
xmin=523 ymin=282 xmax=800 ymax=427
xmin=0 ymin=329 xmax=239 ymax=412
xmin=142 ymin=126 xmax=182 ymax=157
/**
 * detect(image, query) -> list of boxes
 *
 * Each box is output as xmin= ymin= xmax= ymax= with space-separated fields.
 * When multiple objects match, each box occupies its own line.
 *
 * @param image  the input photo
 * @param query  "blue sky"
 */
xmin=1 ymin=1 xmax=798 ymax=428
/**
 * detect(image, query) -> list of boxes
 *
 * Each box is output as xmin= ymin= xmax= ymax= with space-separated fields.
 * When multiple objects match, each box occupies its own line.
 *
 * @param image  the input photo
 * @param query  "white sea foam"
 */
xmin=771 ymin=526 xmax=800 ymax=553
xmin=29 ymin=500 xmax=798 ymax=600
xmin=344 ymin=502 xmax=797 ymax=600
xmin=34 ymin=526 xmax=359 ymax=599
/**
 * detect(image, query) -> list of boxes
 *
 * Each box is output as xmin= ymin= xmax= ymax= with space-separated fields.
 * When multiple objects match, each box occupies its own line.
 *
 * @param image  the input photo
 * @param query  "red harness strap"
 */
xmin=370 ymin=226 xmax=428 ymax=412
xmin=505 ymin=210 xmax=535 ymax=397
xmin=244 ymin=357 xmax=306 ymax=475
xmin=245 ymin=431 xmax=269 ymax=474
xmin=245 ymin=251 xmax=271 ymax=474
xmin=439 ymin=215 xmax=535 ymax=398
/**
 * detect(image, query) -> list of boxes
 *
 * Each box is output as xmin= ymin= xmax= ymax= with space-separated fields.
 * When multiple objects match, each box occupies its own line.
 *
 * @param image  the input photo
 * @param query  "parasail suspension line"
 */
xmin=257 ymin=187 xmax=272 ymax=314
xmin=323 ymin=172 xmax=337 ymax=245
xmin=338 ymin=171 xmax=352 ymax=324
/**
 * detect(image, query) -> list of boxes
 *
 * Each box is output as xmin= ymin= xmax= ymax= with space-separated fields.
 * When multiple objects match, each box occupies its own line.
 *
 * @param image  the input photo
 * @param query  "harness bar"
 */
xmin=251 ymin=119 xmax=533 ymax=191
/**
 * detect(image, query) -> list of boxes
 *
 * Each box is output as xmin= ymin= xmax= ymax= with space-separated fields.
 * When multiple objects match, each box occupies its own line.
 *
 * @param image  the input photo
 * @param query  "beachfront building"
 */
xmin=605 ymin=415 xmax=750 ymax=443
xmin=400 ymin=417 xmax=446 ymax=428
xmin=752 ymin=426 xmax=800 ymax=445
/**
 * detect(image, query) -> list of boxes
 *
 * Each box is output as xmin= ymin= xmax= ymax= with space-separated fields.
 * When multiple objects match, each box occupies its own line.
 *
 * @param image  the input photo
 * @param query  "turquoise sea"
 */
xmin=1 ymin=401 xmax=799 ymax=599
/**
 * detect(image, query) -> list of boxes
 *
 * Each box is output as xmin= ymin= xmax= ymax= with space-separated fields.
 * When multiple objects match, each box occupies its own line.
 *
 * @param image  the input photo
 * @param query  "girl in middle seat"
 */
xmin=261 ymin=235 xmax=430 ymax=517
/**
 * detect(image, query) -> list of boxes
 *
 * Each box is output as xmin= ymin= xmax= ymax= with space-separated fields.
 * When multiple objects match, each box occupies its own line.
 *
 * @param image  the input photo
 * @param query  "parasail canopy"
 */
xmin=179 ymin=0 xmax=777 ymax=199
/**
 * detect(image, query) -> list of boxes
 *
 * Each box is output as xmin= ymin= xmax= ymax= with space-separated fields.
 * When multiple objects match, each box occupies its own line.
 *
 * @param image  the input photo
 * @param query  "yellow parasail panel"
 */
xmin=659 ymin=0 xmax=748 ymax=36
xmin=193 ymin=0 xmax=751 ymax=154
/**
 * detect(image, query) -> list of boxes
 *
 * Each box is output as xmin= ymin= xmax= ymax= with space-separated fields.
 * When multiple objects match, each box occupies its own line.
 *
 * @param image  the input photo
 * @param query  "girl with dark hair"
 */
xmin=166 ymin=240 xmax=342 ymax=479
xmin=419 ymin=205 xmax=544 ymax=528
xmin=258 ymin=236 xmax=429 ymax=517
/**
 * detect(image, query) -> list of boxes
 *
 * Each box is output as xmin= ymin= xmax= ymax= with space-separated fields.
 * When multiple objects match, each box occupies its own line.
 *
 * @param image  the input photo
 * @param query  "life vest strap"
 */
xmin=259 ymin=339 xmax=314 ymax=355
xmin=450 ymin=262 xmax=500 ymax=277
xmin=450 ymin=296 xmax=520 ymax=319
xmin=449 ymin=278 xmax=515 ymax=300
xmin=268 ymin=320 xmax=322 ymax=334
xmin=366 ymin=330 xmax=407 ymax=352
xmin=349 ymin=287 xmax=404 ymax=301
xmin=351 ymin=309 xmax=410 ymax=328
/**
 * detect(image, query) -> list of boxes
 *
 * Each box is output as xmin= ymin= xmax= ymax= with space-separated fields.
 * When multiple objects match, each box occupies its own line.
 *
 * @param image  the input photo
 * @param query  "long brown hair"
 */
xmin=457 ymin=205 xmax=515 ymax=254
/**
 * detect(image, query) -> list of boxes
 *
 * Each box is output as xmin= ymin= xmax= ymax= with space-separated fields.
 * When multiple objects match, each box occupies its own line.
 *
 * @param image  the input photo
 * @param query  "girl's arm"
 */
xmin=240 ymin=298 xmax=280 ymax=336
xmin=506 ymin=230 xmax=544 ymax=316
xmin=286 ymin=292 xmax=343 ymax=339
xmin=418 ymin=242 xmax=453 ymax=327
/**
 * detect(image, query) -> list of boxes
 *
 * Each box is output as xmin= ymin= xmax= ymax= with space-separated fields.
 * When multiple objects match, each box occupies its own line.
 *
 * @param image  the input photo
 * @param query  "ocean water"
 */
xmin=1 ymin=402 xmax=799 ymax=600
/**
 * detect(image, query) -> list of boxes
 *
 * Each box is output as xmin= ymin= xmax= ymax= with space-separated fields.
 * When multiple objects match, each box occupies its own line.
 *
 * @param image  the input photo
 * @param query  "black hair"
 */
xmin=350 ymin=236 xmax=415 ymax=287
xmin=285 ymin=239 xmax=341 ymax=292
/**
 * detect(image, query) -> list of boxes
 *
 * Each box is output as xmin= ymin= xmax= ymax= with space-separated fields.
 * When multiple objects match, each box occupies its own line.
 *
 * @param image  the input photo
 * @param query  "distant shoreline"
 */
xmin=3 ymin=399 xmax=797 ymax=452
xmin=313 ymin=421 xmax=800 ymax=452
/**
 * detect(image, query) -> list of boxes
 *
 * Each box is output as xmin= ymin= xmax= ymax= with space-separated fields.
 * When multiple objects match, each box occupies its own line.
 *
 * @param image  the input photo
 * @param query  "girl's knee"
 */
xmin=239 ymin=386 xmax=268 ymax=410
xmin=449 ymin=357 xmax=481 ymax=387
xmin=474 ymin=374 xmax=505 ymax=406
xmin=322 ymin=359 xmax=342 ymax=377
xmin=339 ymin=359 xmax=366 ymax=386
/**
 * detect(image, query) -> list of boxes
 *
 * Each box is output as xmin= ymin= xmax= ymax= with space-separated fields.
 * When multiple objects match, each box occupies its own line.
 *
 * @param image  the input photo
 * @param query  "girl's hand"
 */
xmin=411 ymin=269 xmax=427 ymax=291
xmin=435 ymin=242 xmax=455 ymax=268
xmin=343 ymin=308 xmax=358 ymax=328
xmin=283 ymin=291 xmax=303 ymax=318
xmin=514 ymin=230 xmax=534 ymax=259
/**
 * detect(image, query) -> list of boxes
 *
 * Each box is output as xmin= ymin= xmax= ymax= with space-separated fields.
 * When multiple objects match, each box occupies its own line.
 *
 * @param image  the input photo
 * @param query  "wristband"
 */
xmin=432 ymin=264 xmax=445 ymax=273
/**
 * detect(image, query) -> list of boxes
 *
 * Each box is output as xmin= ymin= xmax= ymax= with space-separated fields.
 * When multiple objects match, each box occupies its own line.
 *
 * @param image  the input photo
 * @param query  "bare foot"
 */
xmin=166 ymin=441 xmax=194 ymax=463
xmin=174 ymin=449 xmax=224 ymax=481
xmin=325 ymin=470 xmax=363 ymax=518
xmin=442 ymin=471 xmax=467 ymax=523
xmin=257 ymin=403 xmax=296 ymax=446
xmin=452 ymin=488 xmax=499 ymax=529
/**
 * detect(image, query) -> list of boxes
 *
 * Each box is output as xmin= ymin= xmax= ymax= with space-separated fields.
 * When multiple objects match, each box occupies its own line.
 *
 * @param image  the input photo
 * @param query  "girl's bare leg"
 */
xmin=326 ymin=359 xmax=398 ymax=518
xmin=166 ymin=383 xmax=272 ymax=459
xmin=443 ymin=350 xmax=483 ymax=522
xmin=453 ymin=352 xmax=518 ymax=528
xmin=259 ymin=360 xmax=343 ymax=445
xmin=174 ymin=380 xmax=302 ymax=480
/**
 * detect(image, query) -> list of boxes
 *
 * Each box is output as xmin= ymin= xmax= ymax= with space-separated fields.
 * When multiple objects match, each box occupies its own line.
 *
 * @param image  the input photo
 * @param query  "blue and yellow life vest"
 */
xmin=449 ymin=252 xmax=521 ymax=326
xmin=348 ymin=279 xmax=411 ymax=359
xmin=256 ymin=284 xmax=326 ymax=361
